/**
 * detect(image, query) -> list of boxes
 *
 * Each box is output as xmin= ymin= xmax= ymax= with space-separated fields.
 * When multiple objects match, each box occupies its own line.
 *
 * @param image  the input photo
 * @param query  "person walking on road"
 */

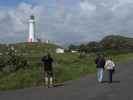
xmin=105 ymin=57 xmax=115 ymax=83
xmin=41 ymin=53 xmax=54 ymax=88
xmin=95 ymin=54 xmax=106 ymax=83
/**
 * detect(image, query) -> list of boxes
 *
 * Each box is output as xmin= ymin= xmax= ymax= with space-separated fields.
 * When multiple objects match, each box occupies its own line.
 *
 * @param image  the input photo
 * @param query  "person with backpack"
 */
xmin=95 ymin=54 xmax=106 ymax=83
xmin=104 ymin=57 xmax=115 ymax=83
xmin=41 ymin=53 xmax=54 ymax=88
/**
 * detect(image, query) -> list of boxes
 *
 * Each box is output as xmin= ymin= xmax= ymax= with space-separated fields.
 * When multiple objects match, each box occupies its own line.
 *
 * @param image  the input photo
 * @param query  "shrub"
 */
xmin=0 ymin=47 xmax=28 ymax=73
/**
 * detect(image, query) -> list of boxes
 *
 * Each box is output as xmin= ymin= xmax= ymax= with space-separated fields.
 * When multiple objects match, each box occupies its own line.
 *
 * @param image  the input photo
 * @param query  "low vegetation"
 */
xmin=0 ymin=35 xmax=133 ymax=90
xmin=69 ymin=35 xmax=133 ymax=54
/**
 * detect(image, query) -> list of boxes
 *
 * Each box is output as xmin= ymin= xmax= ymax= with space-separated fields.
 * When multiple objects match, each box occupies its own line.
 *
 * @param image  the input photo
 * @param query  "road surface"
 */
xmin=0 ymin=61 xmax=133 ymax=100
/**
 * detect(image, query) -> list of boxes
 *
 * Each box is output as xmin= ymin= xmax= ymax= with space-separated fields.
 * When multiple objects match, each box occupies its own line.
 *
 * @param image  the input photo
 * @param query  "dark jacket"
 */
xmin=95 ymin=57 xmax=105 ymax=68
xmin=42 ymin=56 xmax=53 ymax=71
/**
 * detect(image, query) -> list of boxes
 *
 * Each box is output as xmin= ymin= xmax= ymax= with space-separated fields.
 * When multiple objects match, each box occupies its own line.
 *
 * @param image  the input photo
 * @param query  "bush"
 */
xmin=0 ymin=47 xmax=28 ymax=73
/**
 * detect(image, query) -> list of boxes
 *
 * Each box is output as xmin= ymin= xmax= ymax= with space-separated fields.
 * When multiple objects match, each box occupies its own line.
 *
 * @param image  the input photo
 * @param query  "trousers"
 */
xmin=97 ymin=68 xmax=104 ymax=82
xmin=109 ymin=70 xmax=113 ymax=83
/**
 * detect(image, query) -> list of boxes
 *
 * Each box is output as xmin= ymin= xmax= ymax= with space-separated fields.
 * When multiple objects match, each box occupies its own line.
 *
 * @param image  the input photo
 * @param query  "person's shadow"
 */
xmin=102 ymin=80 xmax=120 ymax=83
xmin=53 ymin=83 xmax=65 ymax=87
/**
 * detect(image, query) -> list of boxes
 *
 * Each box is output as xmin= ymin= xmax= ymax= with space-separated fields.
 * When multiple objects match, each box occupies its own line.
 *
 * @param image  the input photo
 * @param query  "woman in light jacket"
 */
xmin=105 ymin=57 xmax=115 ymax=83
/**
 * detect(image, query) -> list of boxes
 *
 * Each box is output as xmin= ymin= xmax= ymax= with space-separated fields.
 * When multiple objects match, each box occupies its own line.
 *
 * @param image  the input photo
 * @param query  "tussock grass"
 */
xmin=0 ymin=43 xmax=133 ymax=91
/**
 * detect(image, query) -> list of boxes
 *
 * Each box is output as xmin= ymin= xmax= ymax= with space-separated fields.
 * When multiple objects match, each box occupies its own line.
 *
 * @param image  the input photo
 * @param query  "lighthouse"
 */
xmin=28 ymin=15 xmax=35 ymax=42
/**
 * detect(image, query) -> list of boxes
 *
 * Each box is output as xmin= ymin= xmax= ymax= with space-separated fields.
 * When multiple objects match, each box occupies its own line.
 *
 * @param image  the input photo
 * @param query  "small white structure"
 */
xmin=46 ymin=40 xmax=49 ymax=44
xmin=28 ymin=15 xmax=35 ymax=42
xmin=71 ymin=50 xmax=78 ymax=53
xmin=56 ymin=48 xmax=65 ymax=53
xmin=0 ymin=53 xmax=2 ymax=56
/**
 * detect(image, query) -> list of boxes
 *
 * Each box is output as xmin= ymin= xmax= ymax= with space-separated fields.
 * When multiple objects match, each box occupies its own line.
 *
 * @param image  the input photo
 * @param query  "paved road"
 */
xmin=0 ymin=61 xmax=133 ymax=100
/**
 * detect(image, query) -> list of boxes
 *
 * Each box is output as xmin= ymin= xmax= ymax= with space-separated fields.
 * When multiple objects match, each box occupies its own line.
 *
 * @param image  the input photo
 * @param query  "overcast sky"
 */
xmin=0 ymin=0 xmax=133 ymax=45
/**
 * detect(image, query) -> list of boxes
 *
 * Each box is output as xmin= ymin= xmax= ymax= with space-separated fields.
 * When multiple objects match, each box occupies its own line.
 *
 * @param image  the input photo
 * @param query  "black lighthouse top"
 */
xmin=30 ymin=15 xmax=35 ymax=20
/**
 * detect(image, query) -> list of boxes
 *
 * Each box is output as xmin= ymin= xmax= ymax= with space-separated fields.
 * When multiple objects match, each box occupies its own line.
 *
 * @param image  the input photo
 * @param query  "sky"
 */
xmin=0 ymin=0 xmax=133 ymax=45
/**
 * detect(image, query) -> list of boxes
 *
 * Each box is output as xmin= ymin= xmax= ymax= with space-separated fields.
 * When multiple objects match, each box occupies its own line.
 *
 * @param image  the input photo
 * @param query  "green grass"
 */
xmin=53 ymin=52 xmax=133 ymax=83
xmin=112 ymin=53 xmax=133 ymax=63
xmin=1 ymin=52 xmax=133 ymax=91
xmin=0 ymin=43 xmax=133 ymax=91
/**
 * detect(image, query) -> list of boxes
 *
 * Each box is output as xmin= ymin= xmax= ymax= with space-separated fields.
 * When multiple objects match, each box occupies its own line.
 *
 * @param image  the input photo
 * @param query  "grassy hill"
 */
xmin=69 ymin=35 xmax=133 ymax=54
xmin=0 ymin=42 xmax=96 ymax=90
xmin=101 ymin=35 xmax=133 ymax=52
xmin=0 ymin=43 xmax=60 ymax=90
xmin=0 ymin=36 xmax=133 ymax=91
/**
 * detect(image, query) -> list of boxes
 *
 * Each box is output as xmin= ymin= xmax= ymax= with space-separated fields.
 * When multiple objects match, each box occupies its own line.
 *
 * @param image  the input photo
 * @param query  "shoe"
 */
xmin=48 ymin=85 xmax=54 ymax=88
xmin=98 ymin=80 xmax=103 ymax=83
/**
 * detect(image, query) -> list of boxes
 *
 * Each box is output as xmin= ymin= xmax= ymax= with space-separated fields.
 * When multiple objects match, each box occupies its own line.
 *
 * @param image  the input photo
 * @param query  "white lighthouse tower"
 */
xmin=28 ymin=15 xmax=35 ymax=42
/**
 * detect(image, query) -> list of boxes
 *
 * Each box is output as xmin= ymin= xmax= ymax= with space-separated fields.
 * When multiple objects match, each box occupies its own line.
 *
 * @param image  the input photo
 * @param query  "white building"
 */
xmin=28 ymin=15 xmax=35 ymax=42
xmin=71 ymin=50 xmax=78 ymax=53
xmin=46 ymin=40 xmax=49 ymax=44
xmin=56 ymin=48 xmax=65 ymax=53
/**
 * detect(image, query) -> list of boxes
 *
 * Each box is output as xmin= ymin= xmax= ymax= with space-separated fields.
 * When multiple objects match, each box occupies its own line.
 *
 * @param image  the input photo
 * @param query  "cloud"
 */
xmin=0 ymin=0 xmax=133 ymax=44
xmin=0 ymin=10 xmax=7 ymax=21
xmin=0 ymin=2 xmax=43 ymax=43
xmin=80 ymin=0 xmax=96 ymax=15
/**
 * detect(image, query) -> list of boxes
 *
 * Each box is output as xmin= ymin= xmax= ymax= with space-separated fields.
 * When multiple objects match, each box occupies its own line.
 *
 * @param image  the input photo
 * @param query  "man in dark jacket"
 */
xmin=95 ymin=54 xmax=105 ymax=83
xmin=42 ymin=53 xmax=54 ymax=87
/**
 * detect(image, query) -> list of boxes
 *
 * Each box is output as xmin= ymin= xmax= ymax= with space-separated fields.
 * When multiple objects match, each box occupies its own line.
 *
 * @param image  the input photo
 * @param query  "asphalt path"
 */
xmin=0 ymin=61 xmax=133 ymax=100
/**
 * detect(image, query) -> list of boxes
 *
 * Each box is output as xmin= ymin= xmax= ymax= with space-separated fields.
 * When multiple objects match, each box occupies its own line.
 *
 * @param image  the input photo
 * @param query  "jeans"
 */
xmin=109 ymin=70 xmax=113 ymax=83
xmin=97 ymin=68 xmax=104 ymax=82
